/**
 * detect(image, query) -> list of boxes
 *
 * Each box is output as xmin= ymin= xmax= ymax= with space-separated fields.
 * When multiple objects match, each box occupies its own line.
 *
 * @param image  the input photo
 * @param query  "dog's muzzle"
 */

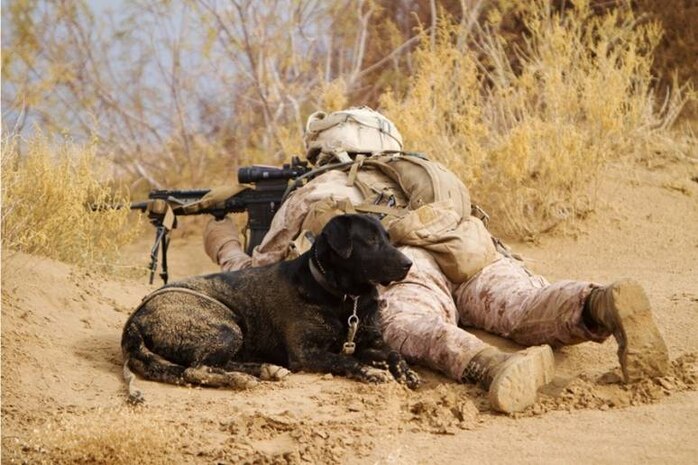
xmin=377 ymin=255 xmax=412 ymax=286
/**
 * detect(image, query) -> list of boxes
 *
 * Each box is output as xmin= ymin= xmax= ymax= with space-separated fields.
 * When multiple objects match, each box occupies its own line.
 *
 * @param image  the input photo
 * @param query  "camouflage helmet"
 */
xmin=304 ymin=106 xmax=403 ymax=165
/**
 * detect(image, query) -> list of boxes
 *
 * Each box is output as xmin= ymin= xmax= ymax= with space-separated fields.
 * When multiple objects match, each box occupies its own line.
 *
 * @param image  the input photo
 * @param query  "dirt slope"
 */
xmin=2 ymin=157 xmax=697 ymax=464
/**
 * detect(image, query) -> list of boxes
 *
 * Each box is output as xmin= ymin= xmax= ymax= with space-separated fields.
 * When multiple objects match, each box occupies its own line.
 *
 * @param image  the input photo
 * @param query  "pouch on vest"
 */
xmin=288 ymin=197 xmax=357 ymax=257
xmin=388 ymin=200 xmax=497 ymax=283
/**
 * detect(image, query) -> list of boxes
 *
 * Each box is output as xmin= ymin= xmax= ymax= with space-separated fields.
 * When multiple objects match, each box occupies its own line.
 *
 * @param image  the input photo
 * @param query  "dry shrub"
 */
xmin=1 ymin=132 xmax=142 ymax=270
xmin=4 ymin=408 xmax=181 ymax=465
xmin=381 ymin=0 xmax=695 ymax=239
xmin=120 ymin=133 xmax=245 ymax=200
xmin=635 ymin=0 xmax=698 ymax=118
xmin=320 ymin=78 xmax=351 ymax=113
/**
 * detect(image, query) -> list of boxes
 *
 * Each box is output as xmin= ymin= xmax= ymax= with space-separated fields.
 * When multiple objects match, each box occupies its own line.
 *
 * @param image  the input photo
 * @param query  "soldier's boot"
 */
xmin=584 ymin=279 xmax=669 ymax=382
xmin=462 ymin=345 xmax=554 ymax=413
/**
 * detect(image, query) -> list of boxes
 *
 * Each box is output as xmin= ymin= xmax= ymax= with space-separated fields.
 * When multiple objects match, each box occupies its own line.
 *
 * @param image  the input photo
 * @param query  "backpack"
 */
xmin=348 ymin=153 xmax=472 ymax=221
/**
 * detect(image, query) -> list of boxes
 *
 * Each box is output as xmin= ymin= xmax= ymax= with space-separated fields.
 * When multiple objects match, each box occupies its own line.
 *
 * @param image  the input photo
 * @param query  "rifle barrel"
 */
xmin=130 ymin=201 xmax=150 ymax=212
xmin=149 ymin=188 xmax=211 ymax=200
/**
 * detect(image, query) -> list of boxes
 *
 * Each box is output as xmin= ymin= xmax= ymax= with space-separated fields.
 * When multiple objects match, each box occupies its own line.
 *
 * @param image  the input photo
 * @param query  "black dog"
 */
xmin=121 ymin=214 xmax=419 ymax=402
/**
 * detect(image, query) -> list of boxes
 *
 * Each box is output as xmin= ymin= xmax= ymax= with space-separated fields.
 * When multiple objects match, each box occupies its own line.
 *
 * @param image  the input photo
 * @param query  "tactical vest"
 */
xmin=298 ymin=153 xmax=497 ymax=283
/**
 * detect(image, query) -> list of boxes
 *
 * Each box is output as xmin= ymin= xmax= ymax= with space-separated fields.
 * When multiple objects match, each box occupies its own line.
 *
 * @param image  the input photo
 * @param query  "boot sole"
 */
xmin=488 ymin=345 xmax=554 ymax=413
xmin=611 ymin=279 xmax=669 ymax=382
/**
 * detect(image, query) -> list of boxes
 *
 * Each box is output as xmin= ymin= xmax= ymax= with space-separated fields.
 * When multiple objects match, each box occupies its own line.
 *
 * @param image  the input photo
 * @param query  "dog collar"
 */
xmin=309 ymin=247 xmax=361 ymax=355
xmin=341 ymin=295 xmax=360 ymax=355
xmin=309 ymin=252 xmax=345 ymax=298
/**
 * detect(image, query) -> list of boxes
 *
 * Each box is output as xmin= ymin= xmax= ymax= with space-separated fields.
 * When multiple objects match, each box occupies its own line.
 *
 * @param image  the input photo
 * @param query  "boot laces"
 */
xmin=462 ymin=359 xmax=489 ymax=384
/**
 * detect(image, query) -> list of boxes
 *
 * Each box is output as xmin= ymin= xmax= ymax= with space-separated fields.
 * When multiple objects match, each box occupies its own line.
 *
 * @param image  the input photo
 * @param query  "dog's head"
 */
xmin=314 ymin=214 xmax=412 ymax=295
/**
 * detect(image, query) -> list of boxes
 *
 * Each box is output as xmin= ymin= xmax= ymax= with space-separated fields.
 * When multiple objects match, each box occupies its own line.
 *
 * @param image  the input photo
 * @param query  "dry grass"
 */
xmin=1 ymin=133 xmax=142 ymax=271
xmin=381 ymin=0 xmax=695 ymax=239
xmin=2 ymin=408 xmax=183 ymax=465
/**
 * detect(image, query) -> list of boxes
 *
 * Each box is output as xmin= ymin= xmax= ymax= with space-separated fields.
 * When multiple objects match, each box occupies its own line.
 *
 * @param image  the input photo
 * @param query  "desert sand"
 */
xmin=2 ymin=156 xmax=697 ymax=464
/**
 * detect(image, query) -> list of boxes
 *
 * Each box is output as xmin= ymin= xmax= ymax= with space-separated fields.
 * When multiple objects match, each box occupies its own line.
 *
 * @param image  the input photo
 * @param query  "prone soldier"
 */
xmin=202 ymin=107 xmax=669 ymax=413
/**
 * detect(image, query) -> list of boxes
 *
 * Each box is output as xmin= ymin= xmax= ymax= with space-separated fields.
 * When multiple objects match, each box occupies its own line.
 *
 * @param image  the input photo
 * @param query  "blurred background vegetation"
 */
xmin=2 ymin=0 xmax=696 ymax=266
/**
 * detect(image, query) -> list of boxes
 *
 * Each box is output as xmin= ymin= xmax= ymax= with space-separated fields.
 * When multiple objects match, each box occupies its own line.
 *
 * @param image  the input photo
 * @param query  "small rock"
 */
xmin=598 ymin=371 xmax=623 ymax=385
xmin=656 ymin=377 xmax=674 ymax=390
xmin=347 ymin=401 xmax=363 ymax=412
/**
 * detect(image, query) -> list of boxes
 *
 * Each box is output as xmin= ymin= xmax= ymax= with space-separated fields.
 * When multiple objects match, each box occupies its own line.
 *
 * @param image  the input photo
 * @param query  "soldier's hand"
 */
xmin=204 ymin=215 xmax=240 ymax=263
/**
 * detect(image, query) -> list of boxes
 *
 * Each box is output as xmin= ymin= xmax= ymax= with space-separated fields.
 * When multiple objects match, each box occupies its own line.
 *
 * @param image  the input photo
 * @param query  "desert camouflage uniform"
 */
xmin=204 ymin=170 xmax=611 ymax=381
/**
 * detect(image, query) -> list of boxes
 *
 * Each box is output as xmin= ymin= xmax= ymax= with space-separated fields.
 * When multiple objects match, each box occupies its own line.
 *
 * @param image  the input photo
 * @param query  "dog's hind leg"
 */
xmin=126 ymin=339 xmax=258 ymax=392
xmin=223 ymin=362 xmax=291 ymax=381
xmin=182 ymin=365 xmax=259 ymax=389
xmin=122 ymin=324 xmax=192 ymax=403
xmin=127 ymin=354 xmax=257 ymax=395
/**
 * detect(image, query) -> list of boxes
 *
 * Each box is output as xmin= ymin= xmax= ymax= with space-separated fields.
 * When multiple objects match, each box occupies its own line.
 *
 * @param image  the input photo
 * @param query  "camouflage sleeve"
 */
xmin=250 ymin=170 xmax=364 ymax=267
xmin=203 ymin=216 xmax=252 ymax=272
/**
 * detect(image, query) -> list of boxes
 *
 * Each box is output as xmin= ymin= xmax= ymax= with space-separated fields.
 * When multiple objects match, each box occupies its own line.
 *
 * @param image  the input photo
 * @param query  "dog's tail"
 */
xmin=121 ymin=323 xmax=189 ymax=404
xmin=122 ymin=357 xmax=145 ymax=404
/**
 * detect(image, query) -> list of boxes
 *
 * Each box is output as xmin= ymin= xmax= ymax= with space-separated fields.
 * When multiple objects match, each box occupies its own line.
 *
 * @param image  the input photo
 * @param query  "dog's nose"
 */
xmin=401 ymin=257 xmax=413 ymax=272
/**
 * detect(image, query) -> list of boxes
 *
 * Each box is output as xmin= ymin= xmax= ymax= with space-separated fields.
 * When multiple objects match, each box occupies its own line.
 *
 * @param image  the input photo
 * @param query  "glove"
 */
xmin=203 ymin=215 xmax=243 ymax=264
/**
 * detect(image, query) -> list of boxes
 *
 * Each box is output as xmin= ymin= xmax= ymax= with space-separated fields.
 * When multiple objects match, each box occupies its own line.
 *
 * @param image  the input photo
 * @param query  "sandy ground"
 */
xmin=2 ymin=156 xmax=697 ymax=464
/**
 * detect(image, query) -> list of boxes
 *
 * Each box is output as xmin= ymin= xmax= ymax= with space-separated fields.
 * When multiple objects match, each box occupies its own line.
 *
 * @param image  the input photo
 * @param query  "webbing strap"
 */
xmin=354 ymin=204 xmax=407 ymax=217
xmin=346 ymin=154 xmax=366 ymax=186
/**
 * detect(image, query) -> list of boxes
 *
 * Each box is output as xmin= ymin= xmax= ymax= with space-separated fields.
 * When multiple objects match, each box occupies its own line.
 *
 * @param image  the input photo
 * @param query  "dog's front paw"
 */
xmin=403 ymin=368 xmax=421 ymax=390
xmin=260 ymin=364 xmax=291 ymax=381
xmin=370 ymin=360 xmax=390 ymax=370
xmin=387 ymin=353 xmax=421 ymax=389
xmin=357 ymin=366 xmax=393 ymax=384
xmin=390 ymin=365 xmax=421 ymax=389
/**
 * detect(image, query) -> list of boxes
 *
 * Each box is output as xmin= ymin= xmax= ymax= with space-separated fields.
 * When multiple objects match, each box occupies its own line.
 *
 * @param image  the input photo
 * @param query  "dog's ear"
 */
xmin=323 ymin=215 xmax=353 ymax=259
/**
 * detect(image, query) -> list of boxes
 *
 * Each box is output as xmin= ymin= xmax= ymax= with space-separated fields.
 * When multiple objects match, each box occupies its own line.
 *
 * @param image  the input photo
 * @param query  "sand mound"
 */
xmin=2 ymin=157 xmax=698 ymax=464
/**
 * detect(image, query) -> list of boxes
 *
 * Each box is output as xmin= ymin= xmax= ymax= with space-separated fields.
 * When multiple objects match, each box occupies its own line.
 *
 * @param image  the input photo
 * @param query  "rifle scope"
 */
xmin=238 ymin=164 xmax=307 ymax=184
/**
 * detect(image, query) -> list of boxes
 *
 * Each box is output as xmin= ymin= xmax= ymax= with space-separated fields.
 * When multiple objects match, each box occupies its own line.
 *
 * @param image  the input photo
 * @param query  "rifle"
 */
xmin=129 ymin=157 xmax=310 ymax=285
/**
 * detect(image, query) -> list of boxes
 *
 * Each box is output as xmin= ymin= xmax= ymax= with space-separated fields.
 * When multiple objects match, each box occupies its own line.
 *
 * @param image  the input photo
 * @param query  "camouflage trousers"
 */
xmin=381 ymin=246 xmax=610 ymax=380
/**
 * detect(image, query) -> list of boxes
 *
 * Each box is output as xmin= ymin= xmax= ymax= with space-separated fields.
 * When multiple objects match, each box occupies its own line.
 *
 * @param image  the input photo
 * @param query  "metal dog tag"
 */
xmin=342 ymin=341 xmax=356 ymax=355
